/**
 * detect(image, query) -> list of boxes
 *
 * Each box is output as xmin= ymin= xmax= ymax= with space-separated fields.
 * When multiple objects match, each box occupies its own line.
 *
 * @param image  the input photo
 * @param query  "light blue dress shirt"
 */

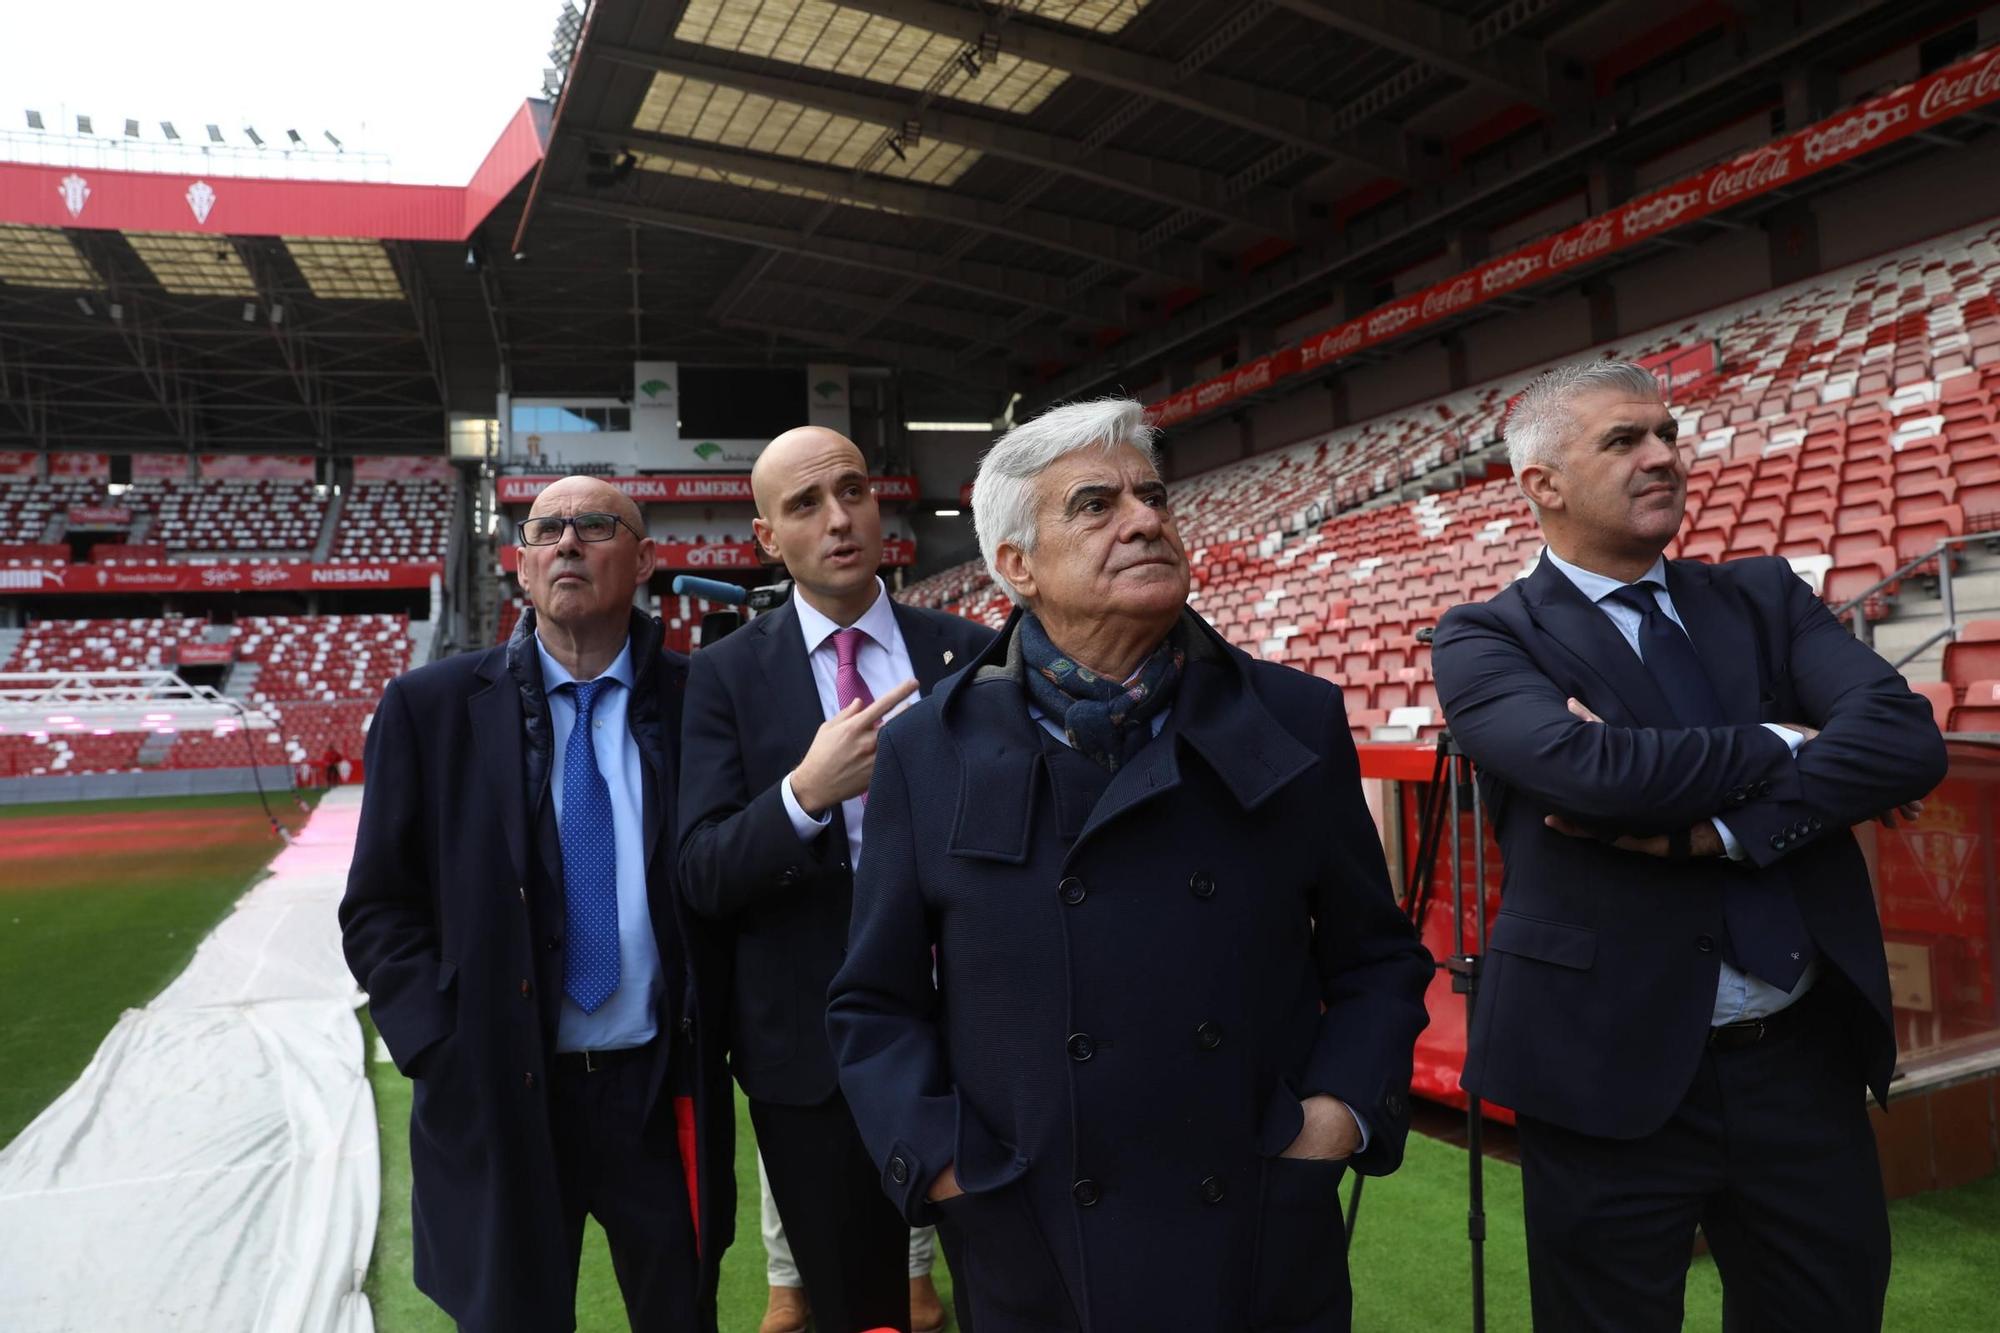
xmin=1540 ymin=548 xmax=1817 ymax=1023
xmin=537 ymin=633 xmax=662 ymax=1052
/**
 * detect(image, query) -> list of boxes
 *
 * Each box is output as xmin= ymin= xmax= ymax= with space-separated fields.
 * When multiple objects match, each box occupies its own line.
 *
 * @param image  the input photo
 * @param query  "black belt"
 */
xmin=1707 ymin=984 xmax=1820 ymax=1052
xmin=551 ymin=1039 xmax=657 ymax=1075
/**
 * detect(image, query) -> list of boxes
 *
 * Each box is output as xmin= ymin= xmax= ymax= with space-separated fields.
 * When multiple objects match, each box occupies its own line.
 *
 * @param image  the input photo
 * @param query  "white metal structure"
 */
xmin=0 ymin=670 xmax=273 ymax=735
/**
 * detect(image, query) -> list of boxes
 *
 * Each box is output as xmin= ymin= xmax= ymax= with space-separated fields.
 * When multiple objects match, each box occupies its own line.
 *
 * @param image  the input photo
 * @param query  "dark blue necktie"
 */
xmin=559 ymin=679 xmax=620 ymax=1013
xmin=1604 ymin=582 xmax=1814 ymax=990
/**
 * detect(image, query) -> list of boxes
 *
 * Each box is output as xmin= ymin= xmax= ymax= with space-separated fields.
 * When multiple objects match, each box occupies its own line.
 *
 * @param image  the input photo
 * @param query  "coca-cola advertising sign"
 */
xmin=131 ymin=453 xmax=192 ymax=480
xmin=0 ymin=451 xmax=38 ymax=479
xmin=1137 ymin=43 xmax=2000 ymax=433
xmin=176 ymin=642 xmax=237 ymax=666
xmin=199 ymin=454 xmax=314 ymax=481
xmin=46 ymin=452 xmax=108 ymax=479
xmin=1638 ymin=341 xmax=1718 ymax=400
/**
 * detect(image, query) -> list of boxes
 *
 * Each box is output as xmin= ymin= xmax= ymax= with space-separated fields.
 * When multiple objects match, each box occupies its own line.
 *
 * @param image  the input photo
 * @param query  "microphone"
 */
xmin=672 ymin=574 xmax=749 ymax=605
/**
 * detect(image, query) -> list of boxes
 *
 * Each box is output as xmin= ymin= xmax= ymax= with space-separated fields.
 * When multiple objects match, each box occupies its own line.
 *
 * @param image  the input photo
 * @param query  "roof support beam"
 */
xmin=591 ymin=128 xmax=1209 ymax=285
xmin=831 ymin=0 xmax=1409 ymax=178
xmin=719 ymin=317 xmax=1013 ymax=390
xmin=547 ymin=192 xmax=1123 ymax=325
xmin=1266 ymin=0 xmax=1550 ymax=105
xmin=594 ymin=43 xmax=1298 ymax=237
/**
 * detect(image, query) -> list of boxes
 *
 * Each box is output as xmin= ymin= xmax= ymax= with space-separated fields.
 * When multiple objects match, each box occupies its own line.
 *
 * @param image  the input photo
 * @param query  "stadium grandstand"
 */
xmin=5 ymin=1 xmax=2000 ymax=1330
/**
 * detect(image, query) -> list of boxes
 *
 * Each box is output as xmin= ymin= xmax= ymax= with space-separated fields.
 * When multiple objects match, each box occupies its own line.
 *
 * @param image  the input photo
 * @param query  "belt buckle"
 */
xmin=582 ymin=1048 xmax=599 ymax=1073
xmin=1743 ymin=1018 xmax=1765 ymax=1044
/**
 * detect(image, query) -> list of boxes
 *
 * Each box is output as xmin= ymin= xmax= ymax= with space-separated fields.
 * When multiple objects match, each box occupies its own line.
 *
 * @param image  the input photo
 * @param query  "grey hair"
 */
xmin=1506 ymin=359 xmax=1663 ymax=477
xmin=973 ymin=397 xmax=1161 ymax=603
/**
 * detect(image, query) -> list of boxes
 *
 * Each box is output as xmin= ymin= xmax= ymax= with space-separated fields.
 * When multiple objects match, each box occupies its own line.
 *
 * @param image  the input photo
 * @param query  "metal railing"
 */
xmin=1832 ymin=527 xmax=2000 ymax=666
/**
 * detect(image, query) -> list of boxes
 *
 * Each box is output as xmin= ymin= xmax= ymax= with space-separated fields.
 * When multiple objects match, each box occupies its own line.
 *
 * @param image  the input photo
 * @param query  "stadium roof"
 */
xmin=0 ymin=0 xmax=1991 ymax=456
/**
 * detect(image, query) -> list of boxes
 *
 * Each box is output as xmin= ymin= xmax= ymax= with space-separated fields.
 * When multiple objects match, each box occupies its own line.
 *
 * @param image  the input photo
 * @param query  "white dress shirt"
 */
xmin=779 ymin=578 xmax=917 ymax=870
xmin=1540 ymin=548 xmax=1817 ymax=1023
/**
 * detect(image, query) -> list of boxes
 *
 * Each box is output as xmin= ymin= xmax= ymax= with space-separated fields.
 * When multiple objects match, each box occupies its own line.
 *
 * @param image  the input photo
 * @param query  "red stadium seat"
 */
xmin=1909 ymin=681 xmax=1954 ymax=730
xmin=1943 ymin=624 xmax=2000 ymax=686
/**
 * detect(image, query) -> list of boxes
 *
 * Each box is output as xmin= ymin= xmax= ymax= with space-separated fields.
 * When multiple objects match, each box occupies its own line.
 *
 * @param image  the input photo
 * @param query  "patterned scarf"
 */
xmin=1019 ymin=612 xmax=1184 ymax=773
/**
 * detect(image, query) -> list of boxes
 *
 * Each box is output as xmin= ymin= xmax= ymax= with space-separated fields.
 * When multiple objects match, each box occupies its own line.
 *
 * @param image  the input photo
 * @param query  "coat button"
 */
xmin=1067 ymin=1032 xmax=1095 ymax=1062
xmin=1769 ymin=834 xmax=1786 ymax=851
xmin=1195 ymin=1021 xmax=1222 ymax=1050
xmin=1386 ymin=1090 xmax=1407 ymax=1117
xmin=1189 ymin=870 xmax=1216 ymax=899
xmin=1696 ymin=934 xmax=1716 ymax=953
xmin=1058 ymin=876 xmax=1086 ymax=905
xmin=519 ymin=978 xmax=532 ymax=998
xmin=1199 ymin=1175 xmax=1226 ymax=1204
xmin=1072 ymin=1178 xmax=1101 ymax=1207
xmin=889 ymin=1155 xmax=909 ymax=1184
xmin=680 ymin=1015 xmax=694 ymax=1037
xmin=778 ymin=867 xmax=801 ymax=887
xmin=546 ymin=935 xmax=562 ymax=952
xmin=524 ymin=1071 xmax=535 ymax=1089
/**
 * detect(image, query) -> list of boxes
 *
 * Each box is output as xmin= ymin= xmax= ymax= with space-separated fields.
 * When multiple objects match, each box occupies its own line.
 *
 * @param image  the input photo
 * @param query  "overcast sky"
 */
xmin=0 ymin=0 xmax=563 ymax=182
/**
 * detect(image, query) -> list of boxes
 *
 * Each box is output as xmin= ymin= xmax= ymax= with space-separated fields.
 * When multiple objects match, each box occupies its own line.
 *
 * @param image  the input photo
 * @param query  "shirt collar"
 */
xmin=793 ymin=576 xmax=894 ymax=655
xmin=1541 ymin=545 xmax=1669 ymax=605
xmin=534 ymin=631 xmax=635 ymax=694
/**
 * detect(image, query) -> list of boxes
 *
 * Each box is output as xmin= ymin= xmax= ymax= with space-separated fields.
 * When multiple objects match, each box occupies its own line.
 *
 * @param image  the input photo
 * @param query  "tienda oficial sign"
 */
xmin=1143 ymin=44 xmax=2000 ymax=431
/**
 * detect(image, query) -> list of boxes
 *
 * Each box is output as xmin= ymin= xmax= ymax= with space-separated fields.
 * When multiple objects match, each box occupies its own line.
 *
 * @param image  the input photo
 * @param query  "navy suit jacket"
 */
xmin=1432 ymin=554 xmax=1947 ymax=1139
xmin=829 ymin=609 xmax=1432 ymax=1331
xmin=339 ymin=610 xmax=735 ymax=1330
xmin=677 ymin=594 xmax=994 ymax=1105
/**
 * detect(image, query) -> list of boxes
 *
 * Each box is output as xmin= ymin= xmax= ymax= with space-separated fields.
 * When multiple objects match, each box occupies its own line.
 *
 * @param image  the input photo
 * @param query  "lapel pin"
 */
xmin=943 ymin=649 xmax=954 ymax=665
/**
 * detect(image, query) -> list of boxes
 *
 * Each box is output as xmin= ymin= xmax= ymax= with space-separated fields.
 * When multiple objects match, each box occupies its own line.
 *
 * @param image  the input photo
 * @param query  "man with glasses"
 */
xmin=341 ymin=475 xmax=735 ymax=1331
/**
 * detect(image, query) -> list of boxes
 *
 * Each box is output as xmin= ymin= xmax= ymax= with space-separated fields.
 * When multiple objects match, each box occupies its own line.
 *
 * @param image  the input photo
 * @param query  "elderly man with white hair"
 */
xmin=828 ymin=398 xmax=1432 ymax=1332
xmin=1432 ymin=359 xmax=1944 ymax=1331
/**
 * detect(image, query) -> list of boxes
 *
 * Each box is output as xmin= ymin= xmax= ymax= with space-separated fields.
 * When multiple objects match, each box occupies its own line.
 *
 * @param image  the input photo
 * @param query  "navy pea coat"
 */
xmin=828 ymin=608 xmax=1433 ymax=1333
xmin=338 ymin=609 xmax=735 ymax=1332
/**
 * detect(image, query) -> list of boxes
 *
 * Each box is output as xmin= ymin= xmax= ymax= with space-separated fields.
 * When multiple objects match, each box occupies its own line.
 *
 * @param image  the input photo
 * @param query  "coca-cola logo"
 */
xmin=1705 ymin=146 xmax=1793 ymax=206
xmin=1419 ymin=275 xmax=1478 ymax=320
xmin=1802 ymin=103 xmax=1909 ymax=165
xmin=1304 ymin=323 xmax=1365 ymax=365
xmin=1479 ymin=254 xmax=1542 ymax=294
xmin=251 ymin=566 xmax=291 ymax=586
xmin=1232 ymin=360 xmax=1273 ymax=394
xmin=1619 ymin=190 xmax=1699 ymax=239
xmin=1548 ymin=218 xmax=1615 ymax=268
xmin=1917 ymin=51 xmax=2000 ymax=121
xmin=1366 ymin=304 xmax=1416 ymax=338
xmin=200 ymin=567 xmax=244 ymax=587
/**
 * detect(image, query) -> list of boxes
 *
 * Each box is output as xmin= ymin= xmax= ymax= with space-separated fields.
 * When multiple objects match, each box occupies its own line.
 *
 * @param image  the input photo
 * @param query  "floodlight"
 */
xmin=465 ymin=243 xmax=484 ymax=272
xmin=242 ymin=302 xmax=257 ymax=323
xmin=286 ymin=129 xmax=304 ymax=147
xmin=887 ymin=136 xmax=907 ymax=161
xmin=269 ymin=303 xmax=284 ymax=325
xmin=160 ymin=121 xmax=179 ymax=140
xmin=124 ymin=118 xmax=140 ymax=138
xmin=244 ymin=125 xmax=263 ymax=146
xmin=901 ymin=118 xmax=923 ymax=146
xmin=958 ymin=50 xmax=981 ymax=78
xmin=324 ymin=130 xmax=343 ymax=150
xmin=76 ymin=114 xmax=92 ymax=134
xmin=25 ymin=110 xmax=43 ymax=130
xmin=979 ymin=31 xmax=1001 ymax=61
xmin=206 ymin=124 xmax=223 ymax=143
xmin=109 ymin=302 xmax=124 ymax=321
xmin=74 ymin=296 xmax=93 ymax=316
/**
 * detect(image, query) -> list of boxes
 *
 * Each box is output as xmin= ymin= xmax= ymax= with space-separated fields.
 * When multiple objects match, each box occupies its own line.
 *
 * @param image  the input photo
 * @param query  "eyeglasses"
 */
xmin=516 ymin=511 xmax=644 ymax=546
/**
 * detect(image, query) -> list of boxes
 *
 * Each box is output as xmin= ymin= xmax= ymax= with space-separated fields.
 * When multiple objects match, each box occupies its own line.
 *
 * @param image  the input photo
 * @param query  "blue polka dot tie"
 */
xmin=559 ymin=679 xmax=620 ymax=1014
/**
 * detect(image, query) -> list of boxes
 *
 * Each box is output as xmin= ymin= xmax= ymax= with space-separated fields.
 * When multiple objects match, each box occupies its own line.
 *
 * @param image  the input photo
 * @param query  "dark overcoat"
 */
xmin=1431 ymin=554 xmax=1948 ymax=1138
xmin=677 ymin=595 xmax=993 ymax=1105
xmin=339 ymin=608 xmax=735 ymax=1332
xmin=828 ymin=608 xmax=1434 ymax=1333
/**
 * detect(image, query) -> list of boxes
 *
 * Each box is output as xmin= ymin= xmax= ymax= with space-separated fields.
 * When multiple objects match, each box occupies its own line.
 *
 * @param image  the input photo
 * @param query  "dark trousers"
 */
xmin=750 ymin=1091 xmax=911 ymax=1333
xmin=1516 ymin=979 xmax=1890 ymax=1332
xmin=541 ymin=1045 xmax=701 ymax=1333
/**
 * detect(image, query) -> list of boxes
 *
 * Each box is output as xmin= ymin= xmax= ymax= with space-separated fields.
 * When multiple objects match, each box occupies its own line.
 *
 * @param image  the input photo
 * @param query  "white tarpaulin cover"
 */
xmin=0 ymin=786 xmax=378 ymax=1333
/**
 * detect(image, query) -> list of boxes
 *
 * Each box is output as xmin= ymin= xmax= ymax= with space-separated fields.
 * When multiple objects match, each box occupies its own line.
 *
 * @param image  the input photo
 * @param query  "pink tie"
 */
xmin=833 ymin=628 xmax=874 ymax=712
